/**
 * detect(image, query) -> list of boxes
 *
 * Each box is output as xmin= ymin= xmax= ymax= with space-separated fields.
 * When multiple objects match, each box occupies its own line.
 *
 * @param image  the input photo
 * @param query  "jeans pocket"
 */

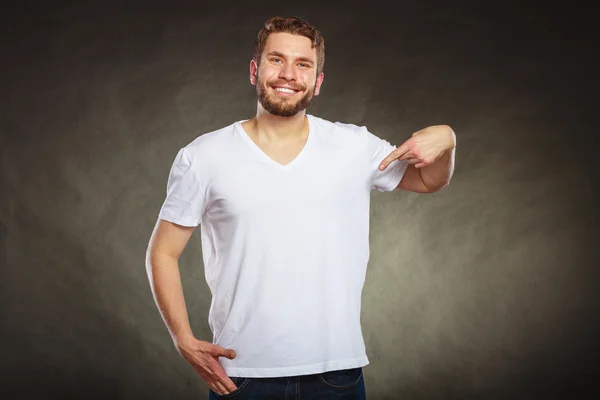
xmin=211 ymin=377 xmax=250 ymax=399
xmin=318 ymin=367 xmax=363 ymax=391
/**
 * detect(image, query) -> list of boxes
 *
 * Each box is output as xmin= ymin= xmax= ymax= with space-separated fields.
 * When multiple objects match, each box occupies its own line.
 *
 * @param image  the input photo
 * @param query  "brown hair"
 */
xmin=253 ymin=16 xmax=325 ymax=76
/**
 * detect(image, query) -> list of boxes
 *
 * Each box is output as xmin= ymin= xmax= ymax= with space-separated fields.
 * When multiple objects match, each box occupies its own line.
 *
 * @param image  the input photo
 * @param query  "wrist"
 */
xmin=172 ymin=330 xmax=196 ymax=347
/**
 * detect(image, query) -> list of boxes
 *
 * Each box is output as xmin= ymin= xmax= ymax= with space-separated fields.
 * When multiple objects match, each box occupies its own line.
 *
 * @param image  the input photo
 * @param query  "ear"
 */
xmin=314 ymin=72 xmax=325 ymax=96
xmin=250 ymin=60 xmax=258 ymax=85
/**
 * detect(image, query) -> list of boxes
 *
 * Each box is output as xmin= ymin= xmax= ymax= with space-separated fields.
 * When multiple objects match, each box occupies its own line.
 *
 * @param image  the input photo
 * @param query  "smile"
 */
xmin=272 ymin=86 xmax=300 ymax=95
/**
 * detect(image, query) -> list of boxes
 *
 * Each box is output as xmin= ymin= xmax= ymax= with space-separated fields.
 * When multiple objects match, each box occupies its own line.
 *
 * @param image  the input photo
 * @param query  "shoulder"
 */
xmin=308 ymin=114 xmax=369 ymax=145
xmin=185 ymin=122 xmax=237 ymax=156
xmin=168 ymin=121 xmax=240 ymax=177
xmin=309 ymin=114 xmax=365 ymax=133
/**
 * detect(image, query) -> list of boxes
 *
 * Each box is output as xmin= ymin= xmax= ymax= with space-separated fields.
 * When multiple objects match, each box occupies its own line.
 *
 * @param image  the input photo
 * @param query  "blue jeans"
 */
xmin=208 ymin=367 xmax=366 ymax=399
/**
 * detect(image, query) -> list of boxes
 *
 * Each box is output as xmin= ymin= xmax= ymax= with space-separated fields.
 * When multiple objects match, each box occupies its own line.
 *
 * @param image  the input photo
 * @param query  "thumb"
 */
xmin=212 ymin=345 xmax=236 ymax=359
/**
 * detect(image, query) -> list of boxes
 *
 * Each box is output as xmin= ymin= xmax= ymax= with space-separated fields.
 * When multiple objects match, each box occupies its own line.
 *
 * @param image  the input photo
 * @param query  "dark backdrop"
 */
xmin=1 ymin=1 xmax=598 ymax=399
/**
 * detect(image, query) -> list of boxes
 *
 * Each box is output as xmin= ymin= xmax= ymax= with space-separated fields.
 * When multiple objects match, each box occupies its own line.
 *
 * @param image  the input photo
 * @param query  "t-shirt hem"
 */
xmin=223 ymin=356 xmax=370 ymax=378
xmin=158 ymin=212 xmax=198 ymax=227
xmin=379 ymin=160 xmax=408 ymax=192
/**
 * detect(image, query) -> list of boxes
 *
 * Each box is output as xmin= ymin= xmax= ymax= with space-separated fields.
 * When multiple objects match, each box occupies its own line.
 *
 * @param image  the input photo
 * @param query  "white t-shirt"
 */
xmin=158 ymin=114 xmax=408 ymax=378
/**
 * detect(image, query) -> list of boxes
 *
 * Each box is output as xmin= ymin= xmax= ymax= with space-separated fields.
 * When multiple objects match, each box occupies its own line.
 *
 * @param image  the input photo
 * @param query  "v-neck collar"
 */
xmin=236 ymin=114 xmax=314 ymax=170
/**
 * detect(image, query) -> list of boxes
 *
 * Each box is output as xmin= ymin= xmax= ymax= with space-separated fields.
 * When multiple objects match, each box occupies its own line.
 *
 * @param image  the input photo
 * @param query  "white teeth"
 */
xmin=275 ymin=87 xmax=295 ymax=94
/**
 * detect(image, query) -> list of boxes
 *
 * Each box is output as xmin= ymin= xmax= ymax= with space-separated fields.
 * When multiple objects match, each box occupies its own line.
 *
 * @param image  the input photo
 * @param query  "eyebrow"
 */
xmin=266 ymin=51 xmax=315 ymax=64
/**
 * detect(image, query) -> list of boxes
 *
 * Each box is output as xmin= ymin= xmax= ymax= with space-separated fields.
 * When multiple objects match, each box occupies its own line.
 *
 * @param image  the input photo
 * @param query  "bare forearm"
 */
xmin=145 ymin=253 xmax=194 ymax=344
xmin=420 ymin=128 xmax=456 ymax=191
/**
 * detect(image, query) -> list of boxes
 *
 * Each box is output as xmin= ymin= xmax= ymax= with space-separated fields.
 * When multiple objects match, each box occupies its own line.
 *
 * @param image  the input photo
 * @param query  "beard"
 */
xmin=256 ymin=75 xmax=316 ymax=117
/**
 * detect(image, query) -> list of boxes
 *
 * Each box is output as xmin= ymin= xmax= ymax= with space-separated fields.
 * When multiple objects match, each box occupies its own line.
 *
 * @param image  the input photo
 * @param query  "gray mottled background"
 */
xmin=1 ymin=0 xmax=598 ymax=398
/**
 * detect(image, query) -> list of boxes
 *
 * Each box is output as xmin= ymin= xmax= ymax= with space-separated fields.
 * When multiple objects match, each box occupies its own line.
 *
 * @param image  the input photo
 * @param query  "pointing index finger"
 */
xmin=380 ymin=144 xmax=408 ymax=171
xmin=395 ymin=142 xmax=411 ymax=160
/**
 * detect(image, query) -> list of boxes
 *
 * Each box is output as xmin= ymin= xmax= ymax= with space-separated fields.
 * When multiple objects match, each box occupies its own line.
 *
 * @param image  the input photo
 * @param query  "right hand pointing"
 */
xmin=176 ymin=337 xmax=238 ymax=396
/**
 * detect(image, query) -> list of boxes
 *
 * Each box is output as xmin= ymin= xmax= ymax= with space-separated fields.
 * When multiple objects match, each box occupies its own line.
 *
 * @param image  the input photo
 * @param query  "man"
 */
xmin=146 ymin=16 xmax=455 ymax=400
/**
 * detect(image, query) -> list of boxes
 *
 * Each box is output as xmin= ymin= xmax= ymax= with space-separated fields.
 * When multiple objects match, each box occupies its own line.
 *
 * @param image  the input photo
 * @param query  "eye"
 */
xmin=270 ymin=57 xmax=282 ymax=63
xmin=298 ymin=63 xmax=310 ymax=68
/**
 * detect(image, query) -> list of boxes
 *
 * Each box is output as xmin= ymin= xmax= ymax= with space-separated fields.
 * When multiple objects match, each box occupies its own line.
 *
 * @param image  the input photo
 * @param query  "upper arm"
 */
xmin=359 ymin=126 xmax=409 ymax=192
xmin=396 ymin=164 xmax=432 ymax=193
xmin=147 ymin=218 xmax=196 ymax=261
xmin=158 ymin=147 xmax=207 ymax=227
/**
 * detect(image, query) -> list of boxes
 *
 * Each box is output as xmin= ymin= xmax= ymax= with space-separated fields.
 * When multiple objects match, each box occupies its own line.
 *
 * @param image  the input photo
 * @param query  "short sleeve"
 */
xmin=364 ymin=127 xmax=409 ymax=192
xmin=158 ymin=147 xmax=206 ymax=227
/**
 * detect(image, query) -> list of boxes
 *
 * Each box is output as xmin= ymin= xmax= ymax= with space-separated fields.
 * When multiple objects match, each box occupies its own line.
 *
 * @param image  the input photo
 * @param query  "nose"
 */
xmin=278 ymin=61 xmax=297 ymax=81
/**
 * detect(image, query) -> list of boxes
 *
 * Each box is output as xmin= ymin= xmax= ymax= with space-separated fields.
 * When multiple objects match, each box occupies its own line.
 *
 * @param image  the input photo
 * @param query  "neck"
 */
xmin=245 ymin=107 xmax=308 ymax=144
